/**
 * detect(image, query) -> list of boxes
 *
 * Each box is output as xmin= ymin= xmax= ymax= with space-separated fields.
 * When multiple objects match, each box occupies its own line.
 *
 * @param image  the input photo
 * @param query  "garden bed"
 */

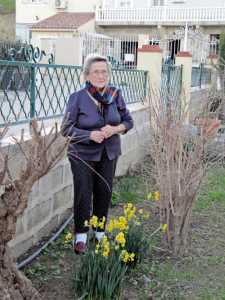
xmin=21 ymin=166 xmax=225 ymax=299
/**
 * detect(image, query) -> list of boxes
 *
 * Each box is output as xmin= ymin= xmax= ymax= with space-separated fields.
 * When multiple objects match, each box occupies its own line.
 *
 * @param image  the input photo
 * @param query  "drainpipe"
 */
xmin=183 ymin=22 xmax=188 ymax=52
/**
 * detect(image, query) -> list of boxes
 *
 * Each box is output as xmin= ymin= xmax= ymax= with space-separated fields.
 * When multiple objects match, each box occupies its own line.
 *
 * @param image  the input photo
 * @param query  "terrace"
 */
xmin=96 ymin=6 xmax=225 ymax=26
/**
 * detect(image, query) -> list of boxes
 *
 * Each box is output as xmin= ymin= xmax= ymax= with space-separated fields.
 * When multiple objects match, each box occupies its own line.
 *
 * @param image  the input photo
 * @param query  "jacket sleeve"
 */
xmin=61 ymin=93 xmax=91 ymax=144
xmin=116 ymin=90 xmax=134 ymax=133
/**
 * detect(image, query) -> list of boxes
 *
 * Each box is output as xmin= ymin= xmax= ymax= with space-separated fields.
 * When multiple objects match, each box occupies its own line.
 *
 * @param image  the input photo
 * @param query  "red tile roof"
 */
xmin=32 ymin=12 xmax=94 ymax=30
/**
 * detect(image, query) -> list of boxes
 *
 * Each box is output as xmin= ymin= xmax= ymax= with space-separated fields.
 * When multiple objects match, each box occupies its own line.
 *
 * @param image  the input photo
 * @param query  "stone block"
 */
xmin=27 ymin=198 xmax=52 ymax=229
xmin=53 ymin=185 xmax=73 ymax=211
xmin=63 ymin=162 xmax=73 ymax=185
xmin=39 ymin=173 xmax=52 ymax=196
xmin=51 ymin=165 xmax=64 ymax=191
xmin=34 ymin=215 xmax=59 ymax=243
xmin=9 ymin=235 xmax=34 ymax=259
xmin=31 ymin=180 xmax=39 ymax=198
xmin=57 ymin=207 xmax=73 ymax=225
xmin=15 ymin=216 xmax=25 ymax=236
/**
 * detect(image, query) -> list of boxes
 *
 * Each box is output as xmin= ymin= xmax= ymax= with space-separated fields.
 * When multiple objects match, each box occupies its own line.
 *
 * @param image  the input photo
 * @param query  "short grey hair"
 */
xmin=82 ymin=53 xmax=111 ymax=80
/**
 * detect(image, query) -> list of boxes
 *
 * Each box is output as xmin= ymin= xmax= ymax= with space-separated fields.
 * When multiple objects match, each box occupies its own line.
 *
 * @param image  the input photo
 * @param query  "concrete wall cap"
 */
xmin=138 ymin=45 xmax=162 ymax=53
xmin=176 ymin=51 xmax=192 ymax=57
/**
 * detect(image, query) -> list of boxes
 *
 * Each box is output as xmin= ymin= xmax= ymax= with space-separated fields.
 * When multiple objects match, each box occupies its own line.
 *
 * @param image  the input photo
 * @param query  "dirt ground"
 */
xmin=22 ymin=168 xmax=225 ymax=299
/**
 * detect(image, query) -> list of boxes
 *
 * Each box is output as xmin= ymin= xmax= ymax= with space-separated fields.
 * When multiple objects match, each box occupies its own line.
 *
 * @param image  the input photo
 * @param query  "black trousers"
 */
xmin=69 ymin=150 xmax=117 ymax=234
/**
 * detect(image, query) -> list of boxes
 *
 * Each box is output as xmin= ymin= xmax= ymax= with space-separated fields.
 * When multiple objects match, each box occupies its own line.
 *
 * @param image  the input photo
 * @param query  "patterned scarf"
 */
xmin=84 ymin=81 xmax=118 ymax=105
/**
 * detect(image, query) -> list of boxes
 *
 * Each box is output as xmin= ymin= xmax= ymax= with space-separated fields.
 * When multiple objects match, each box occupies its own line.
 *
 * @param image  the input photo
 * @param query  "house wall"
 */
xmin=16 ymin=0 xmax=102 ymax=24
xmin=96 ymin=25 xmax=225 ymax=39
xmin=31 ymin=30 xmax=73 ymax=49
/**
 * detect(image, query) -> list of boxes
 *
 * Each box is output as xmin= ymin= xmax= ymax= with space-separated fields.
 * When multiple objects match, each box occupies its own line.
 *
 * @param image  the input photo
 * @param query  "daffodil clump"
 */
xmin=64 ymin=231 xmax=73 ymax=244
xmin=84 ymin=203 xmax=150 ymax=266
xmin=120 ymin=250 xmax=135 ymax=263
xmin=75 ymin=203 xmax=151 ymax=300
xmin=95 ymin=236 xmax=110 ymax=257
xmin=147 ymin=191 xmax=160 ymax=201
xmin=84 ymin=215 xmax=106 ymax=230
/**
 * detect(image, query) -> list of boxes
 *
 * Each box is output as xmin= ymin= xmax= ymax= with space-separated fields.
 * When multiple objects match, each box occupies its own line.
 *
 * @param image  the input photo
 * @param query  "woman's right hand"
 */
xmin=90 ymin=131 xmax=105 ymax=143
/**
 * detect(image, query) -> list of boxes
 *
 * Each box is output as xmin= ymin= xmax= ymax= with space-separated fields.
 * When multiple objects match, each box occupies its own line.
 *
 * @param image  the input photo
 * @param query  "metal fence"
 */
xmin=0 ymin=40 xmax=26 ymax=60
xmin=191 ymin=65 xmax=212 ymax=88
xmin=148 ymin=28 xmax=219 ymax=65
xmin=161 ymin=63 xmax=182 ymax=103
xmin=80 ymin=32 xmax=138 ymax=69
xmin=0 ymin=59 xmax=148 ymax=126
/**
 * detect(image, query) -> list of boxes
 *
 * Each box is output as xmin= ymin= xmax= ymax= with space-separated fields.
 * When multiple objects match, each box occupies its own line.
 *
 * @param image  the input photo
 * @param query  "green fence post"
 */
xmin=30 ymin=64 xmax=36 ymax=119
xmin=199 ymin=63 xmax=203 ymax=89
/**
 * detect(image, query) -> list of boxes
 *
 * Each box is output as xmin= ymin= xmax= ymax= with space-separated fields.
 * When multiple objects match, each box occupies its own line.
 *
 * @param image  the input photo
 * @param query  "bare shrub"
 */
xmin=147 ymin=88 xmax=223 ymax=256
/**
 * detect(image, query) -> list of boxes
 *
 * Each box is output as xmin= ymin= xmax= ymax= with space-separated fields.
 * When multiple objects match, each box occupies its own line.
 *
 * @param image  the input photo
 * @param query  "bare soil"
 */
xmin=21 ymin=168 xmax=225 ymax=299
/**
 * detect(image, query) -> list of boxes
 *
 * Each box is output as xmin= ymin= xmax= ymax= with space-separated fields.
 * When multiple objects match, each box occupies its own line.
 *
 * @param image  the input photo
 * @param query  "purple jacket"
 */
xmin=61 ymin=88 xmax=134 ymax=161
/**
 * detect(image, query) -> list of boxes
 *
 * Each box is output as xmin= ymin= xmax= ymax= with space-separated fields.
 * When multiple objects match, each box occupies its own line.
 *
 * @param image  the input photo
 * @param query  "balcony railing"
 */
xmin=96 ymin=7 xmax=225 ymax=25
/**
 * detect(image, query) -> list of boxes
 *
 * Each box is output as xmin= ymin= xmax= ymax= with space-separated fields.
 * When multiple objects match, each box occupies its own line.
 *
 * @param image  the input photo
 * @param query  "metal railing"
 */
xmin=96 ymin=7 xmax=225 ymax=25
xmin=161 ymin=63 xmax=182 ymax=103
xmin=191 ymin=65 xmax=212 ymax=88
xmin=80 ymin=32 xmax=139 ymax=69
xmin=0 ymin=59 xmax=148 ymax=126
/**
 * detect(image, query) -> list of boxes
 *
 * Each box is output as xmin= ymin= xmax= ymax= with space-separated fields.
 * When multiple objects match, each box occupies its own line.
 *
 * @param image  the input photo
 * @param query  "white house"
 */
xmin=16 ymin=0 xmax=225 ymax=65
xmin=16 ymin=0 xmax=102 ymax=42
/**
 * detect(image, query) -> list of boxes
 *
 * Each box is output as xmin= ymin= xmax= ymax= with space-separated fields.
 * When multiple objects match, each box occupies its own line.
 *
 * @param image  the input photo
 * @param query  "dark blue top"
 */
xmin=61 ymin=88 xmax=134 ymax=161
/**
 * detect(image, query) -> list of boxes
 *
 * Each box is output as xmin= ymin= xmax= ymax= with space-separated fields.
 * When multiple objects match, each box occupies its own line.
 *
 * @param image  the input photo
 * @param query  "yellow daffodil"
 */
xmin=106 ymin=219 xmax=115 ymax=233
xmin=147 ymin=191 xmax=160 ymax=201
xmin=98 ymin=216 xmax=106 ymax=229
xmin=127 ymin=203 xmax=133 ymax=209
xmin=115 ymin=232 xmax=126 ymax=247
xmin=102 ymin=246 xmax=110 ymax=257
xmin=154 ymin=191 xmax=160 ymax=201
xmin=124 ymin=203 xmax=136 ymax=221
xmin=118 ymin=216 xmax=128 ymax=231
xmin=120 ymin=250 xmax=135 ymax=263
xmin=161 ymin=223 xmax=168 ymax=233
xmin=130 ymin=253 xmax=135 ymax=262
xmin=64 ymin=232 xmax=72 ymax=243
xmin=89 ymin=215 xmax=98 ymax=228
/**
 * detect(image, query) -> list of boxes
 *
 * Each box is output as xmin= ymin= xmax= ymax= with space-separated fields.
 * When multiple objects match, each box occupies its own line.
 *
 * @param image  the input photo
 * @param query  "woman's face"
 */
xmin=86 ymin=61 xmax=109 ymax=89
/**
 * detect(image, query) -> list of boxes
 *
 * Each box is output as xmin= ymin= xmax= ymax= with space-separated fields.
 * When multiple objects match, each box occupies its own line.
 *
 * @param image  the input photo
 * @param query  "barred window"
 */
xmin=118 ymin=1 xmax=132 ymax=8
xmin=153 ymin=0 xmax=164 ymax=5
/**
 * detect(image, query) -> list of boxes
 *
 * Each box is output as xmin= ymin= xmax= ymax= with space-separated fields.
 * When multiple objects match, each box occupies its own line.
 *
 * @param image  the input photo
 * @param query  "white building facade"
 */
xmin=16 ymin=0 xmax=102 ymax=42
xmin=102 ymin=0 xmax=225 ymax=8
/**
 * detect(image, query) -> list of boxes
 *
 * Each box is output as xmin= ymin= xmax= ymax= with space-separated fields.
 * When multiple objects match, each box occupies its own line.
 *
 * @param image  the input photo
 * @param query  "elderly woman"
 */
xmin=61 ymin=54 xmax=134 ymax=254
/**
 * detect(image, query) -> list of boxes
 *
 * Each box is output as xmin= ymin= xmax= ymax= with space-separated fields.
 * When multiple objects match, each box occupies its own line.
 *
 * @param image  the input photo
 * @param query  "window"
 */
xmin=170 ymin=0 xmax=186 ymax=3
xmin=118 ymin=1 xmax=132 ymax=8
xmin=210 ymin=34 xmax=220 ymax=55
xmin=153 ymin=0 xmax=164 ymax=6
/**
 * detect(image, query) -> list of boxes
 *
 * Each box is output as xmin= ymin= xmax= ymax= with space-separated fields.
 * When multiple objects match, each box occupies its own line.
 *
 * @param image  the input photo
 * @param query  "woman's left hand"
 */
xmin=101 ymin=125 xmax=117 ymax=138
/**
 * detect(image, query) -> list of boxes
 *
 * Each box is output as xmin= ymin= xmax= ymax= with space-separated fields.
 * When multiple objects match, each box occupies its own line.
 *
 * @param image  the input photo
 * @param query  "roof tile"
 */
xmin=32 ymin=12 xmax=94 ymax=30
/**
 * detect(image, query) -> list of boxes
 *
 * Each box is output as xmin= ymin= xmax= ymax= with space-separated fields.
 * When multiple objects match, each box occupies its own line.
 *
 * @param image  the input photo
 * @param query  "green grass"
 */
xmin=112 ymin=175 xmax=149 ymax=206
xmin=0 ymin=0 xmax=15 ymax=13
xmin=122 ymin=167 xmax=225 ymax=300
xmin=195 ymin=167 xmax=225 ymax=211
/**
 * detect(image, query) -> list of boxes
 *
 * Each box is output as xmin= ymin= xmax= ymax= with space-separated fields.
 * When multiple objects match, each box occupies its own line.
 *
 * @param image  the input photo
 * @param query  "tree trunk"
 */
xmin=0 ymin=199 xmax=42 ymax=300
xmin=0 ymin=245 xmax=42 ymax=300
xmin=161 ymin=199 xmax=194 ymax=256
